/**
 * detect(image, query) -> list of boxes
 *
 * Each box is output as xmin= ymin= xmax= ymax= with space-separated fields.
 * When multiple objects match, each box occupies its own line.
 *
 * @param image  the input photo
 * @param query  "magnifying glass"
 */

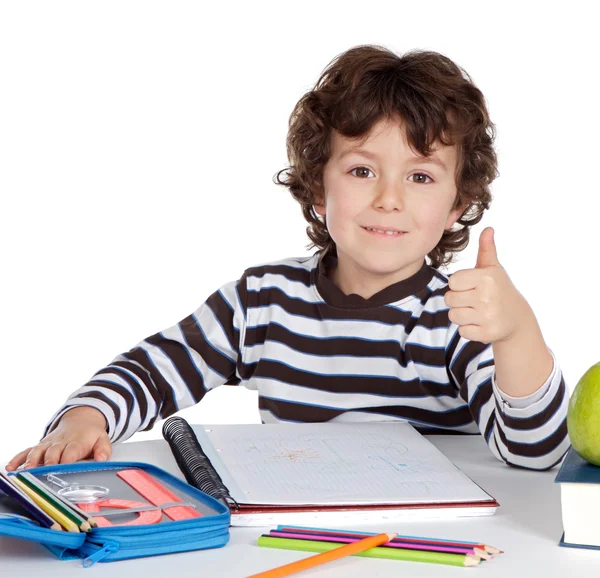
xmin=46 ymin=473 xmax=109 ymax=503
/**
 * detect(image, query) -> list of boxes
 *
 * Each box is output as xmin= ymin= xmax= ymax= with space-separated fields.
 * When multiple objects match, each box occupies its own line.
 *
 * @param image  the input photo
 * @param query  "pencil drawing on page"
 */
xmin=204 ymin=422 xmax=489 ymax=505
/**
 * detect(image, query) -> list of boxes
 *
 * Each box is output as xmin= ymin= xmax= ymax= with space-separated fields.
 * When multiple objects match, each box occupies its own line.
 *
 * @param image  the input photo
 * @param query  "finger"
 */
xmin=475 ymin=227 xmax=499 ymax=269
xmin=448 ymin=307 xmax=479 ymax=327
xmin=92 ymin=434 xmax=112 ymax=462
xmin=60 ymin=442 xmax=89 ymax=464
xmin=22 ymin=444 xmax=51 ymax=469
xmin=444 ymin=289 xmax=478 ymax=309
xmin=42 ymin=443 xmax=67 ymax=466
xmin=448 ymin=269 xmax=482 ymax=292
xmin=5 ymin=448 xmax=33 ymax=471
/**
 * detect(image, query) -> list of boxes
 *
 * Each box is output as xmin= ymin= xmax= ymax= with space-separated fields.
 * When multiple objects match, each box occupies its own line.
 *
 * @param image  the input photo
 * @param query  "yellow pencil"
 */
xmin=18 ymin=472 xmax=93 ymax=532
xmin=10 ymin=477 xmax=80 ymax=533
xmin=248 ymin=532 xmax=395 ymax=578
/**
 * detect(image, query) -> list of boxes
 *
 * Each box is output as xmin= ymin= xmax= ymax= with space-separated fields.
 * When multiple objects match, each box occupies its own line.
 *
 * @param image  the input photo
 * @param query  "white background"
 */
xmin=1 ymin=1 xmax=598 ymax=463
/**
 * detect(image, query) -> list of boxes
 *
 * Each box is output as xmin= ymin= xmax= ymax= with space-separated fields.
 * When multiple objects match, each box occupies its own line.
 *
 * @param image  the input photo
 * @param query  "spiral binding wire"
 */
xmin=162 ymin=417 xmax=238 ymax=509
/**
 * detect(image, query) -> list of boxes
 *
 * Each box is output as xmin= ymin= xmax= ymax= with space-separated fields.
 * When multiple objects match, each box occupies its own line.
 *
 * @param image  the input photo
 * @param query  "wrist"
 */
xmin=495 ymin=298 xmax=536 ymax=345
xmin=492 ymin=308 xmax=553 ymax=398
xmin=60 ymin=406 xmax=107 ymax=430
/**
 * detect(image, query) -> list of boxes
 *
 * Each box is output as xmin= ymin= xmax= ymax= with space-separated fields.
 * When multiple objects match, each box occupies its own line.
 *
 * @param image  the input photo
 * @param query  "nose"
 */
xmin=373 ymin=179 xmax=405 ymax=212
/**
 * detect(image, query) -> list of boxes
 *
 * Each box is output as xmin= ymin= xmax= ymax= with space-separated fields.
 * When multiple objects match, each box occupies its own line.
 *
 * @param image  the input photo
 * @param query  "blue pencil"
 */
xmin=0 ymin=471 xmax=61 ymax=530
xmin=276 ymin=524 xmax=501 ymax=554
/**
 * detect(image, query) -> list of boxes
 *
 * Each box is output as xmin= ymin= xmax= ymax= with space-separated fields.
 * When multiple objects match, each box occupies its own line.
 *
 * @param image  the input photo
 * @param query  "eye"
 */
xmin=409 ymin=173 xmax=433 ymax=184
xmin=350 ymin=166 xmax=374 ymax=179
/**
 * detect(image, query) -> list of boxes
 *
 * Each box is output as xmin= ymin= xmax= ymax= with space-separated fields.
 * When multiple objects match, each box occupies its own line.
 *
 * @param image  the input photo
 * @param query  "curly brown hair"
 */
xmin=274 ymin=45 xmax=498 ymax=268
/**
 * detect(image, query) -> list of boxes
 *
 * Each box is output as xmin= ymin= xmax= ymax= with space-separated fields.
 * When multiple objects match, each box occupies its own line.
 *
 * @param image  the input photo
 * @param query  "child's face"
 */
xmin=318 ymin=117 xmax=463 ymax=288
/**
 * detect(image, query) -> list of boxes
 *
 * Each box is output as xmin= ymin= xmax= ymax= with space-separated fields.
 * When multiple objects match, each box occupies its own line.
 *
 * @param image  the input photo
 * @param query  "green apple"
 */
xmin=568 ymin=362 xmax=600 ymax=466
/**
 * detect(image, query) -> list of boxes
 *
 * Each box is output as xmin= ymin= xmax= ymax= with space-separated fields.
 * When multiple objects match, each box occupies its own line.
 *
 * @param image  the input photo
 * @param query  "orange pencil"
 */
xmin=248 ymin=532 xmax=396 ymax=578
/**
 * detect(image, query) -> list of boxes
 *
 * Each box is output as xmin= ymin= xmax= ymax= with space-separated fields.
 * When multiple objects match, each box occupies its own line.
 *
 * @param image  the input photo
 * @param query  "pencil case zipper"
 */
xmin=0 ymin=514 xmax=229 ymax=566
xmin=0 ymin=516 xmax=85 ymax=549
xmin=90 ymin=515 xmax=227 ymax=538
xmin=81 ymin=525 xmax=230 ymax=566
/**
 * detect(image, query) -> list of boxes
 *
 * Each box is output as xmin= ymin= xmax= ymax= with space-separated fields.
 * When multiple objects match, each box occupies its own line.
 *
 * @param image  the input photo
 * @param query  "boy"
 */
xmin=7 ymin=45 xmax=569 ymax=473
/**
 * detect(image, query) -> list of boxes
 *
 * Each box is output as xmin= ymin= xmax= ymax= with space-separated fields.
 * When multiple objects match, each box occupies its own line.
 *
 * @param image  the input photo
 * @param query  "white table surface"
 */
xmin=1 ymin=433 xmax=598 ymax=577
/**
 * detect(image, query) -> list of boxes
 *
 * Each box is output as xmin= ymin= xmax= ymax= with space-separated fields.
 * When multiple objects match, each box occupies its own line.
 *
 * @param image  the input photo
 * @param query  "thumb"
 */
xmin=92 ymin=435 xmax=112 ymax=462
xmin=476 ymin=227 xmax=499 ymax=268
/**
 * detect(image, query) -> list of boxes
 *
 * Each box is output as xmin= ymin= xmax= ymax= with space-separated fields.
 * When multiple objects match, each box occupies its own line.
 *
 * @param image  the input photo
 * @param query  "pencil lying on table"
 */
xmin=249 ymin=532 xmax=397 ymax=577
xmin=277 ymin=524 xmax=503 ymax=555
xmin=257 ymin=535 xmax=480 ymax=568
xmin=268 ymin=530 xmax=491 ymax=560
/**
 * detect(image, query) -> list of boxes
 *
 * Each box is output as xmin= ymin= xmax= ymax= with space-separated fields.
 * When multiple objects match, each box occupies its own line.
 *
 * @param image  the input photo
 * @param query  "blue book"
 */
xmin=555 ymin=446 xmax=600 ymax=549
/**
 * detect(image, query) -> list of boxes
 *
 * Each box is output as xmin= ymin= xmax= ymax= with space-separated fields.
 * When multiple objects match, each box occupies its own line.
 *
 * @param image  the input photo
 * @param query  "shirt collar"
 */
xmin=312 ymin=249 xmax=435 ymax=309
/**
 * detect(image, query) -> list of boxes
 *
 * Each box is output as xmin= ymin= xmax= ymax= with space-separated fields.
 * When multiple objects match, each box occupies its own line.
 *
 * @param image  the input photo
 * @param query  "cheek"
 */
xmin=325 ymin=188 xmax=364 ymax=227
xmin=412 ymin=197 xmax=455 ymax=230
xmin=413 ymin=203 xmax=448 ymax=231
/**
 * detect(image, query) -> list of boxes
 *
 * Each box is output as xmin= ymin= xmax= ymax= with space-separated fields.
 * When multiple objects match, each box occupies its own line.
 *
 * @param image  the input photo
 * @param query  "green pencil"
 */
xmin=0 ymin=471 xmax=61 ymax=530
xmin=257 ymin=536 xmax=480 ymax=567
xmin=22 ymin=473 xmax=98 ymax=528
xmin=16 ymin=473 xmax=91 ymax=532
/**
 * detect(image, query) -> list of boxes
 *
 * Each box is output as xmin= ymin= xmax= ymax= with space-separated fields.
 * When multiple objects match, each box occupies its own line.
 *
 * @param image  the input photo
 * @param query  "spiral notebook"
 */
xmin=162 ymin=418 xmax=498 ymax=527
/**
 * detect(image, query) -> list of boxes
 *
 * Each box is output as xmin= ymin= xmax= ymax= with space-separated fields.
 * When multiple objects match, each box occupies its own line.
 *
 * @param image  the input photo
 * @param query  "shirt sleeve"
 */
xmin=43 ymin=273 xmax=248 ymax=443
xmin=446 ymin=326 xmax=570 ymax=470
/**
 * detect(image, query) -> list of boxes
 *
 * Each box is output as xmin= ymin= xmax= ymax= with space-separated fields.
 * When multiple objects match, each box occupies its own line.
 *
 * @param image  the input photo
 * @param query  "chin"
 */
xmin=360 ymin=259 xmax=416 ymax=277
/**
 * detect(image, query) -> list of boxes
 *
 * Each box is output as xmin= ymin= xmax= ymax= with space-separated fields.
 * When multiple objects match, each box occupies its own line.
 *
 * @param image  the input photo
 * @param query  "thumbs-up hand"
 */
xmin=474 ymin=226 xmax=500 ymax=269
xmin=444 ymin=227 xmax=530 ymax=344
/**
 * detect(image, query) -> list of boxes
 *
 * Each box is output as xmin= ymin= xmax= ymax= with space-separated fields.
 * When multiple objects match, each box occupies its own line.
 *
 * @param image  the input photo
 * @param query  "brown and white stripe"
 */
xmin=45 ymin=253 xmax=569 ymax=470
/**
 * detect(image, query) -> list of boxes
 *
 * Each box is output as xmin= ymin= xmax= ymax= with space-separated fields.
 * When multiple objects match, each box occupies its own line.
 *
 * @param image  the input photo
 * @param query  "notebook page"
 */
xmin=193 ymin=422 xmax=493 ymax=506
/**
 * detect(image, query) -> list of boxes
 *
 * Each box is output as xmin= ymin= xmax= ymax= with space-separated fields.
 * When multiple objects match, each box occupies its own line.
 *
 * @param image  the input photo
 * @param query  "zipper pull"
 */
xmin=82 ymin=542 xmax=120 ymax=567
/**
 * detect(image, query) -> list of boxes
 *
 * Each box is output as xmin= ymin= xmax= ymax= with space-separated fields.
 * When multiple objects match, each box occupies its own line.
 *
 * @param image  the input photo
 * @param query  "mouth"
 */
xmin=362 ymin=226 xmax=407 ymax=238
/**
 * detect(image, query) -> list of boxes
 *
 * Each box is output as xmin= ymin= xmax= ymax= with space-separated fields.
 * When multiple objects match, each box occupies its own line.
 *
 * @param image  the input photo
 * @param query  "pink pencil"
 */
xmin=269 ymin=531 xmax=491 ymax=559
xmin=277 ymin=525 xmax=502 ymax=554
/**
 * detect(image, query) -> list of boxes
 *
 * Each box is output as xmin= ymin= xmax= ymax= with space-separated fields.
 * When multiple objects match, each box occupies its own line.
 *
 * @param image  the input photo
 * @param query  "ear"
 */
xmin=314 ymin=203 xmax=326 ymax=217
xmin=444 ymin=204 xmax=465 ymax=230
xmin=313 ymin=194 xmax=326 ymax=217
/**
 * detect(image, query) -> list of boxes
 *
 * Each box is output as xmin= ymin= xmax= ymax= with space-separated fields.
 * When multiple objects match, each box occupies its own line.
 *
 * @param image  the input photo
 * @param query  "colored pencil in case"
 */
xmin=250 ymin=532 xmax=397 ymax=578
xmin=268 ymin=530 xmax=491 ymax=560
xmin=20 ymin=472 xmax=98 ymax=532
xmin=277 ymin=524 xmax=502 ymax=555
xmin=32 ymin=473 xmax=99 ymax=527
xmin=17 ymin=472 xmax=92 ymax=532
xmin=9 ymin=477 xmax=80 ymax=533
xmin=257 ymin=535 xmax=480 ymax=568
xmin=0 ymin=471 xmax=61 ymax=530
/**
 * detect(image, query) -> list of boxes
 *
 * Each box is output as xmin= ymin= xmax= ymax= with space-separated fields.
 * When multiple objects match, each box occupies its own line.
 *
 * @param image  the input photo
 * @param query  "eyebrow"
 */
xmin=338 ymin=147 xmax=448 ymax=171
xmin=337 ymin=147 xmax=380 ymax=162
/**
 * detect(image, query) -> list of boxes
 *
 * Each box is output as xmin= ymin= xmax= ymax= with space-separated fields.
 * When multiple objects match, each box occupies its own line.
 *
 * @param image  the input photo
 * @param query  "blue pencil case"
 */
xmin=0 ymin=461 xmax=230 ymax=566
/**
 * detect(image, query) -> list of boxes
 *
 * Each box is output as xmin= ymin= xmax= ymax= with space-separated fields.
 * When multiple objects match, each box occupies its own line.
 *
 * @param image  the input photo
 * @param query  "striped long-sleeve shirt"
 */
xmin=45 ymin=252 xmax=570 ymax=470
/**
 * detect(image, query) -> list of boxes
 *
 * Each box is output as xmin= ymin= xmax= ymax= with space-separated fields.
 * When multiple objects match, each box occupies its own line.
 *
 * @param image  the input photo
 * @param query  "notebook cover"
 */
xmin=559 ymin=533 xmax=600 ymax=550
xmin=231 ymin=499 xmax=499 ymax=515
xmin=555 ymin=447 xmax=600 ymax=484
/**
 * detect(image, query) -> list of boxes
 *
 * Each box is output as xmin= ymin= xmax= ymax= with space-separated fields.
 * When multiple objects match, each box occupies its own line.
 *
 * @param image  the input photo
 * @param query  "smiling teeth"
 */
xmin=366 ymin=227 xmax=400 ymax=235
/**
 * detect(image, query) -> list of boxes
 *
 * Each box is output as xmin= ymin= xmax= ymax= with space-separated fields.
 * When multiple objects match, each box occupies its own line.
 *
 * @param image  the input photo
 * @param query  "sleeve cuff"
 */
xmin=492 ymin=349 xmax=557 ymax=410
